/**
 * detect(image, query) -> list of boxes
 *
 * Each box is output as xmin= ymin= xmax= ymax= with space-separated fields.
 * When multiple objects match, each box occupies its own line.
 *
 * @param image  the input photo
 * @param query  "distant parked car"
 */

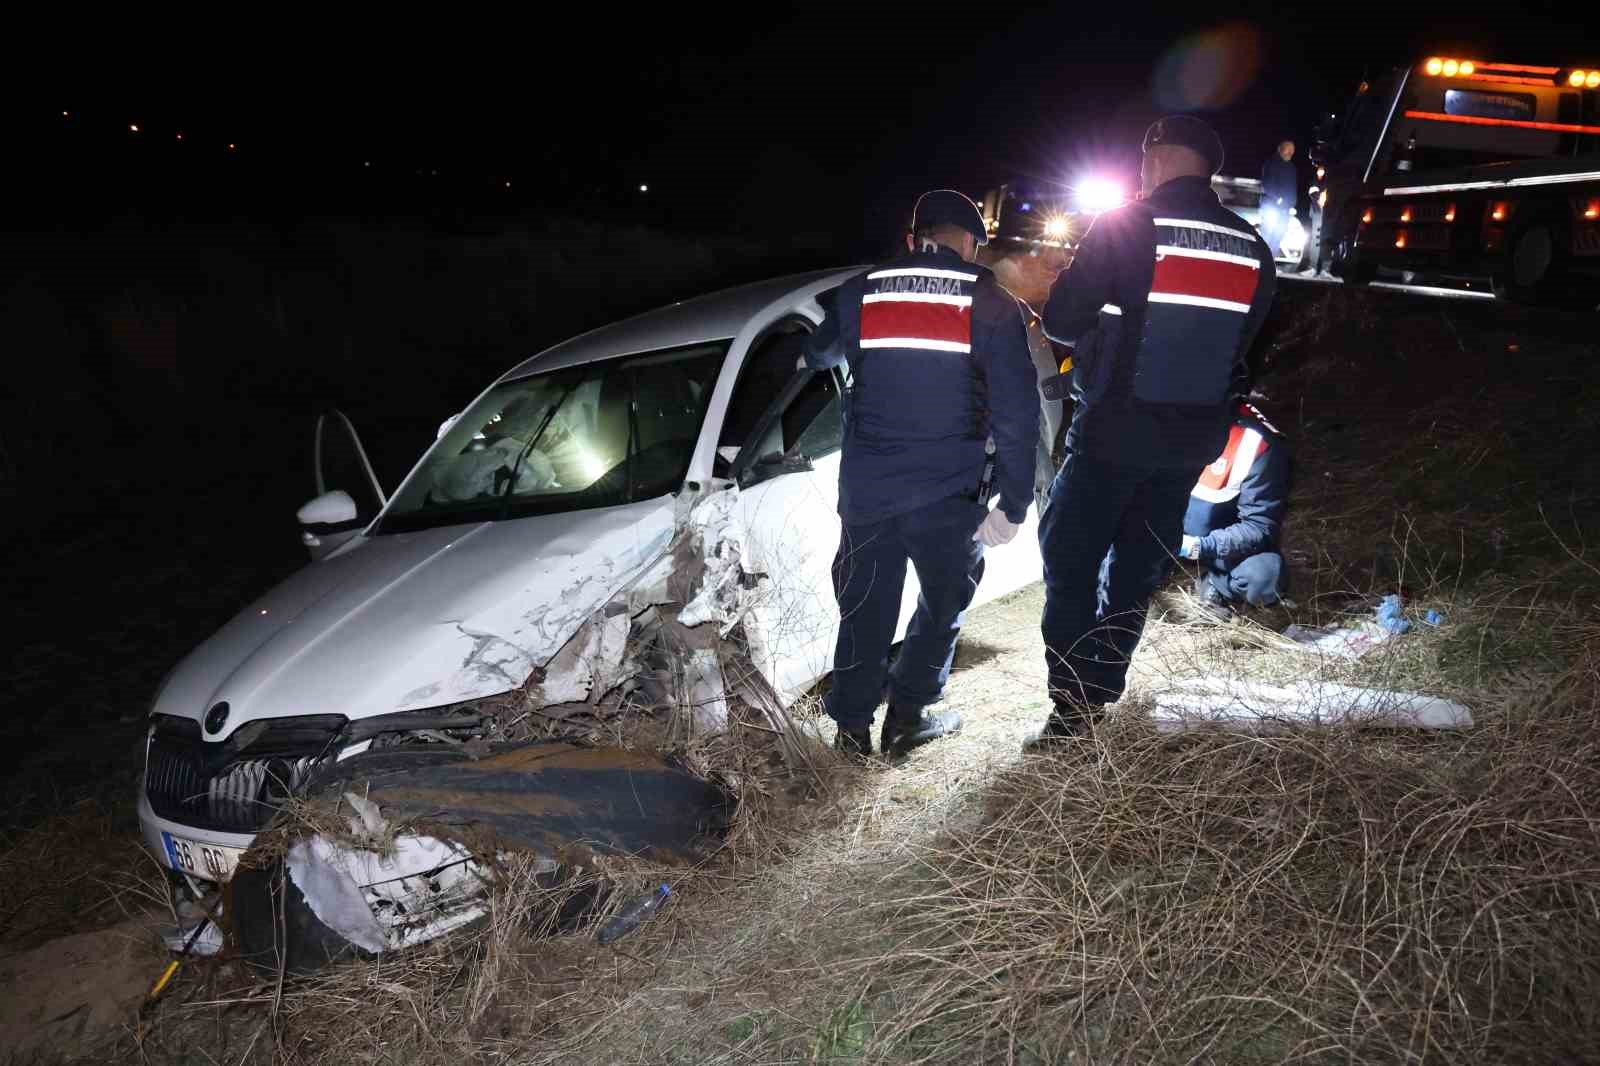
xmin=138 ymin=268 xmax=1051 ymax=947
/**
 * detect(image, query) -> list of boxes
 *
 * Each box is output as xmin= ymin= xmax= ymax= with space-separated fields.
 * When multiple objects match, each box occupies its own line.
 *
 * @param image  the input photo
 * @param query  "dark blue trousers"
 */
xmin=1039 ymin=452 xmax=1195 ymax=707
xmin=1203 ymin=552 xmax=1284 ymax=606
xmin=825 ymin=495 xmax=986 ymax=730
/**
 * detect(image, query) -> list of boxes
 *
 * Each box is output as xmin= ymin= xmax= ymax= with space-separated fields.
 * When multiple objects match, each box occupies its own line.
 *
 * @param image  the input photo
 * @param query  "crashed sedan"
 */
xmin=137 ymin=268 xmax=1048 ymax=956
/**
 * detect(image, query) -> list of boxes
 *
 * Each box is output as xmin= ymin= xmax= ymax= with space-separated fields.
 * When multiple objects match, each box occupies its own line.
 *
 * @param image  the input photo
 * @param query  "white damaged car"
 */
xmin=138 ymin=268 xmax=1049 ymax=952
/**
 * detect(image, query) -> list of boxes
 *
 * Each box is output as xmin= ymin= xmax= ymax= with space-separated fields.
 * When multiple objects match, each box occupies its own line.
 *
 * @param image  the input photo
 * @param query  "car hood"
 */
xmin=154 ymin=497 xmax=677 ymax=742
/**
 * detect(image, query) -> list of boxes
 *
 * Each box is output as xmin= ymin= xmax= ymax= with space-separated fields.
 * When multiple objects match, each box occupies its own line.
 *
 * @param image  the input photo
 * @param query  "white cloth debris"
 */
xmin=1281 ymin=622 xmax=1397 ymax=659
xmin=1147 ymin=677 xmax=1473 ymax=734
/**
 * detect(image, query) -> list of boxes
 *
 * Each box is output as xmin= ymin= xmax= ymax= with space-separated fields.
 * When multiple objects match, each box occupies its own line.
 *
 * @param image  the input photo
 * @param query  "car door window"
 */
xmin=721 ymin=324 xmax=809 ymax=447
xmin=787 ymin=371 xmax=844 ymax=458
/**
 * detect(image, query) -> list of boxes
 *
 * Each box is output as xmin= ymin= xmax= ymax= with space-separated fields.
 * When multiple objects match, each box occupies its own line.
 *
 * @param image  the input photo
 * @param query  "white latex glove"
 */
xmin=1179 ymin=534 xmax=1200 ymax=559
xmin=974 ymin=509 xmax=1021 ymax=547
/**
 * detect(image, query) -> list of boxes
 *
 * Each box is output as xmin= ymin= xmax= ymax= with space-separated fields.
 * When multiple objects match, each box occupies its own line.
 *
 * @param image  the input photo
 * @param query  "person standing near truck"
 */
xmin=1259 ymin=140 xmax=1298 ymax=257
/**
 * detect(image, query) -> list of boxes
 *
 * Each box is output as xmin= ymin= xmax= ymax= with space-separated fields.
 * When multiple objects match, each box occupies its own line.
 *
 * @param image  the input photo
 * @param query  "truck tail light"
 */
xmin=1400 ymin=208 xmax=1413 ymax=222
xmin=1361 ymin=208 xmax=1374 ymax=224
xmin=1490 ymin=202 xmax=1512 ymax=222
xmin=1395 ymin=232 xmax=1408 ymax=249
xmin=1585 ymin=200 xmax=1600 ymax=221
xmin=1444 ymin=204 xmax=1457 ymax=222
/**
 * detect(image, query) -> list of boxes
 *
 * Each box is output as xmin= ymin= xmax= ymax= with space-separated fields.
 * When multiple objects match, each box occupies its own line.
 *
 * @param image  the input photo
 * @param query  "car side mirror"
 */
xmin=297 ymin=490 xmax=358 ymax=526
xmin=297 ymin=490 xmax=362 ymax=561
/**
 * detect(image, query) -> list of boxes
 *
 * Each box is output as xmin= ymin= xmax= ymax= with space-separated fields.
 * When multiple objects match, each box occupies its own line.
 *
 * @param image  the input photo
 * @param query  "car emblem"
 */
xmin=205 ymin=701 xmax=231 ymax=735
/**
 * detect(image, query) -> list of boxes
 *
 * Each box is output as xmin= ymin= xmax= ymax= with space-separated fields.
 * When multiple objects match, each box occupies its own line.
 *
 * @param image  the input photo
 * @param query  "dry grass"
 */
xmin=0 ymin=799 xmax=167 ymax=954
xmin=872 ymin=621 xmax=1600 ymax=1063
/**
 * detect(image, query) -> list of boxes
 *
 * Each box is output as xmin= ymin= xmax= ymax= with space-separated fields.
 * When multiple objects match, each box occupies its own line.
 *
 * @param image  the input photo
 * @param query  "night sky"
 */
xmin=12 ymin=4 xmax=1598 ymax=248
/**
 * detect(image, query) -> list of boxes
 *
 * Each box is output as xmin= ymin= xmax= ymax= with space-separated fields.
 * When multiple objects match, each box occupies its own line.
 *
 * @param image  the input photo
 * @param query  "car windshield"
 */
xmin=374 ymin=342 xmax=728 ymax=534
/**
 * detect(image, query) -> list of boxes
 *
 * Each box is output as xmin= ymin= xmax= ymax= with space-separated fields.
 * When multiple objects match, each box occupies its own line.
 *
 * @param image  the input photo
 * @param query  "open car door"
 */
xmin=716 ymin=320 xmax=849 ymax=701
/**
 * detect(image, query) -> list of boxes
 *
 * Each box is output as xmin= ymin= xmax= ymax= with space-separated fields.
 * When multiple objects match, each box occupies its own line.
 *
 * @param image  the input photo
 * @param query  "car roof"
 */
xmin=500 ymin=267 xmax=858 ymax=382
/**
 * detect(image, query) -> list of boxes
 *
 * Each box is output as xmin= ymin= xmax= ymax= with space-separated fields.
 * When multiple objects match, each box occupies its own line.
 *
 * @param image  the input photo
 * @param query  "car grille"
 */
xmin=145 ymin=715 xmax=344 ymax=833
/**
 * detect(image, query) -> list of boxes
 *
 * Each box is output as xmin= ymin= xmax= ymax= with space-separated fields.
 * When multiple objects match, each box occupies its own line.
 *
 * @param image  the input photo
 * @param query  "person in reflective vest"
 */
xmin=1032 ymin=115 xmax=1277 ymax=750
xmin=803 ymin=190 xmax=1039 ymax=758
xmin=1179 ymin=401 xmax=1289 ymax=608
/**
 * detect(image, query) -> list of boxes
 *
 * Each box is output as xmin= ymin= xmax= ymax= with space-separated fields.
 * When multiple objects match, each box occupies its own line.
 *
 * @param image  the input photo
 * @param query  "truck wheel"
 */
xmin=1493 ymin=218 xmax=1568 ymax=306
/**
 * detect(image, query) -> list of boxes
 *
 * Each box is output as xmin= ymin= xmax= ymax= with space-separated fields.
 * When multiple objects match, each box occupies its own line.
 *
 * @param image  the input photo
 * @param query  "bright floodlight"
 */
xmin=1042 ymin=216 xmax=1070 ymax=240
xmin=1076 ymin=177 xmax=1124 ymax=214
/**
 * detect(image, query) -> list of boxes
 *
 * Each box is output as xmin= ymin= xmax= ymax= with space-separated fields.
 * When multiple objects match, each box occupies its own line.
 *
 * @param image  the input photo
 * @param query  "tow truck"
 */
xmin=1314 ymin=56 xmax=1600 ymax=307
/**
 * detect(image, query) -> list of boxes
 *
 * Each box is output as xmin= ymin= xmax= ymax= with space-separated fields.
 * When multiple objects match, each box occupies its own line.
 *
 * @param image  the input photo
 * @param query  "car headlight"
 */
xmin=1283 ymin=218 xmax=1307 ymax=250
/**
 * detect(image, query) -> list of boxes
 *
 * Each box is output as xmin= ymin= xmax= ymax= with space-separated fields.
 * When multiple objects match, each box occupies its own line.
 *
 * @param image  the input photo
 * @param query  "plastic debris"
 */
xmin=597 ymin=884 xmax=671 ymax=945
xmin=1375 ymin=594 xmax=1411 ymax=634
xmin=1424 ymin=609 xmax=1443 ymax=626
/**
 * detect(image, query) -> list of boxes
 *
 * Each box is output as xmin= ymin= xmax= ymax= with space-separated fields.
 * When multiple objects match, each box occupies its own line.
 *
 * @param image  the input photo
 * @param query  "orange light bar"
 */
xmin=1458 ymin=72 xmax=1561 ymax=87
xmin=1589 ymin=71 xmax=1600 ymax=89
xmin=1476 ymin=62 xmax=1560 ymax=74
xmin=1404 ymin=110 xmax=1600 ymax=136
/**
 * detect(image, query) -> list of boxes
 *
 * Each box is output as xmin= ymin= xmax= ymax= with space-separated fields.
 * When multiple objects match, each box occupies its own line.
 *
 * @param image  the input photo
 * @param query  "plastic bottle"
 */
xmin=596 ymin=884 xmax=671 ymax=945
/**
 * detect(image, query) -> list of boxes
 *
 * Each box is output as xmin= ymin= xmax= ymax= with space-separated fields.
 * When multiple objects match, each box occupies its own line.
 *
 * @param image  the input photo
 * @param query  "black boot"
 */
xmin=1022 ymin=702 xmax=1100 ymax=753
xmin=880 ymin=704 xmax=962 ymax=759
xmin=834 ymin=724 xmax=872 ymax=758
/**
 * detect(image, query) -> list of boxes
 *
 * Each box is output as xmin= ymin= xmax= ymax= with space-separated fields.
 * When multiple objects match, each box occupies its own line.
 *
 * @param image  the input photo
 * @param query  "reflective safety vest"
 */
xmin=1191 ymin=421 xmax=1267 ymax=505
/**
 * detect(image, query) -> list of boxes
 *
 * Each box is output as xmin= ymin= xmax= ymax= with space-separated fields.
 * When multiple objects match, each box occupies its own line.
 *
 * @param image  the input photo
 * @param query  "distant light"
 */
xmin=227 ymin=143 xmax=236 ymax=151
xmin=175 ymin=132 xmax=183 ymax=141
xmin=61 ymin=110 xmax=69 ymax=118
xmin=639 ymin=183 xmax=649 ymax=192
xmin=1042 ymin=216 xmax=1070 ymax=240
xmin=504 ymin=181 xmax=512 ymax=188
xmin=363 ymin=160 xmax=371 ymax=167
xmin=129 ymin=124 xmax=140 ymax=133
xmin=1075 ymin=177 xmax=1125 ymax=214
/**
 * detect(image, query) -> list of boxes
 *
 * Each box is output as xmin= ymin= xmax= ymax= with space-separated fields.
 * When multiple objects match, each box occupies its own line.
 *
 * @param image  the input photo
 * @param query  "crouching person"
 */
xmin=1180 ymin=401 xmax=1290 ymax=609
xmin=804 ymin=190 xmax=1039 ymax=758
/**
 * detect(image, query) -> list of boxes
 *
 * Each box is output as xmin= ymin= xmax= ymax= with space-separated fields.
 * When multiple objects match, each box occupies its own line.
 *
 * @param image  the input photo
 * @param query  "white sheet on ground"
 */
xmin=1147 ymin=677 xmax=1473 ymax=733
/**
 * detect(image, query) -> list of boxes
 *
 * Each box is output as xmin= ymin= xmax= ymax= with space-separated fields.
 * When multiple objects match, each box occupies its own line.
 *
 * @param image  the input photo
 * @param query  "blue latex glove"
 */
xmin=1178 ymin=534 xmax=1200 ymax=559
xmin=1375 ymin=594 xmax=1411 ymax=634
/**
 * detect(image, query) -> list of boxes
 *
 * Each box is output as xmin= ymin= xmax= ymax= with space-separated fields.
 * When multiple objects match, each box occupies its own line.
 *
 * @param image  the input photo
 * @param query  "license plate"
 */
xmin=162 ymin=832 xmax=244 ymax=882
